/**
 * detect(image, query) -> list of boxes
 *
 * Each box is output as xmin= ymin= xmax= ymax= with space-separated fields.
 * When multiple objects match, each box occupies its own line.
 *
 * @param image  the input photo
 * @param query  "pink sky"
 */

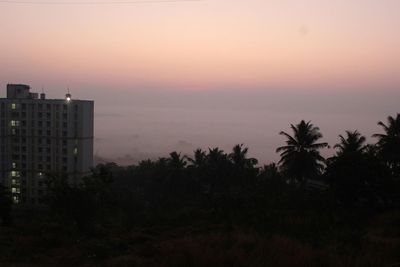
xmin=1 ymin=0 xmax=399 ymax=164
xmin=1 ymin=0 xmax=399 ymax=91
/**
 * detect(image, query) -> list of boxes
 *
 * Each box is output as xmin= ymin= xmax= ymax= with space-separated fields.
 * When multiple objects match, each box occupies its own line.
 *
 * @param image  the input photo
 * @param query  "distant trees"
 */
xmin=334 ymin=130 xmax=366 ymax=156
xmin=229 ymin=144 xmax=258 ymax=170
xmin=373 ymin=114 xmax=400 ymax=177
xmin=326 ymin=130 xmax=369 ymax=205
xmin=326 ymin=129 xmax=395 ymax=208
xmin=36 ymin=113 xmax=399 ymax=234
xmin=276 ymin=120 xmax=328 ymax=186
xmin=44 ymin=166 xmax=114 ymax=232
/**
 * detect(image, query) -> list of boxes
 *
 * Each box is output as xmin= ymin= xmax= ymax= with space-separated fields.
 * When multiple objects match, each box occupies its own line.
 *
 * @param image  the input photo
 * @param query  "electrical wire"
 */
xmin=0 ymin=0 xmax=202 ymax=5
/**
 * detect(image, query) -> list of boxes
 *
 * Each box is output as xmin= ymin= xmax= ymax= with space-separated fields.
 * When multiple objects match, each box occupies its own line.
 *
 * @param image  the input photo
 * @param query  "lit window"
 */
xmin=12 ymin=162 xmax=17 ymax=168
xmin=11 ymin=179 xmax=16 ymax=185
xmin=11 ymin=188 xmax=20 ymax=194
xmin=11 ymin=103 xmax=16 ymax=110
xmin=74 ymin=148 xmax=78 ymax=155
xmin=11 ymin=171 xmax=20 ymax=177
xmin=10 ymin=120 xmax=20 ymax=127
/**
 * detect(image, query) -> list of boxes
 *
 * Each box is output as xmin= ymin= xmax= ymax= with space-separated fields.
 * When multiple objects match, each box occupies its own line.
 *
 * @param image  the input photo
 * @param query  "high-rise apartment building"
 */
xmin=0 ymin=84 xmax=94 ymax=204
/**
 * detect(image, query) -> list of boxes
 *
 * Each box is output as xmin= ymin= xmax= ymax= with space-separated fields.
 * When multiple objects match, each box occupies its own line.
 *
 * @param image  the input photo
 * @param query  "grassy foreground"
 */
xmin=1 ymin=209 xmax=399 ymax=267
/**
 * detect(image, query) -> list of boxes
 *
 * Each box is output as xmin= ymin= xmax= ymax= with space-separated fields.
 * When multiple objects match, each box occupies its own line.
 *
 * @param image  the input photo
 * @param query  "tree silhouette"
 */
xmin=334 ymin=130 xmax=366 ymax=156
xmin=327 ymin=130 xmax=394 ymax=207
xmin=168 ymin=152 xmax=187 ymax=171
xmin=373 ymin=114 xmax=400 ymax=175
xmin=276 ymin=120 xmax=328 ymax=185
xmin=187 ymin=149 xmax=207 ymax=168
xmin=229 ymin=144 xmax=258 ymax=170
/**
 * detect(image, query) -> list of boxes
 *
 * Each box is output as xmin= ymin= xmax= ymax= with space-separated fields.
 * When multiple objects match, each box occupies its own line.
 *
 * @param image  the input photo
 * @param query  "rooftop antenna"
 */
xmin=66 ymin=87 xmax=72 ymax=102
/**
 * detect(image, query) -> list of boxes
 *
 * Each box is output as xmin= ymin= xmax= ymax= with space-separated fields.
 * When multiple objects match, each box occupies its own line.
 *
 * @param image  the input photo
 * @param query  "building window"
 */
xmin=10 ymin=120 xmax=19 ymax=127
xmin=11 ymin=103 xmax=17 ymax=110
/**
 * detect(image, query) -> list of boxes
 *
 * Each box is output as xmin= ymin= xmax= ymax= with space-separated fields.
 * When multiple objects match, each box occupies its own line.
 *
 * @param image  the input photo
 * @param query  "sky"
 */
xmin=0 ymin=0 xmax=399 ymax=164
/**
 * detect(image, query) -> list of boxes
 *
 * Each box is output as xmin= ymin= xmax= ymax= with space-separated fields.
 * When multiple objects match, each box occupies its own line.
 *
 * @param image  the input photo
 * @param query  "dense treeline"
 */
xmin=0 ymin=114 xmax=399 ymax=266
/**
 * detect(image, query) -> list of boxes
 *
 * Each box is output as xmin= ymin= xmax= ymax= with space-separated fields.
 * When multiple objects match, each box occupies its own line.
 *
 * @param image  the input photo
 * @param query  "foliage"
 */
xmin=373 ymin=114 xmax=400 ymax=177
xmin=2 ymin=114 xmax=400 ymax=266
xmin=276 ymin=120 xmax=328 ymax=185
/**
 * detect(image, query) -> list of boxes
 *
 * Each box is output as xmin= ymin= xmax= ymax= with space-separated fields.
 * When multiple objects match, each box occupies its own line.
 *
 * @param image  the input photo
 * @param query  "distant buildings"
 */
xmin=0 ymin=84 xmax=94 ymax=204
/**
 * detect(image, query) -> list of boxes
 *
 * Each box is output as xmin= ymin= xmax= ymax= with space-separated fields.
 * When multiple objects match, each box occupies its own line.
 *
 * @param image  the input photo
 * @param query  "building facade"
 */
xmin=0 ymin=84 xmax=94 ymax=204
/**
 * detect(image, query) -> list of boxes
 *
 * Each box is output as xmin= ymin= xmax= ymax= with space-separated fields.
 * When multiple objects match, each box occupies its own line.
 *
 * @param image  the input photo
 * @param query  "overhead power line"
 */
xmin=0 ymin=0 xmax=202 ymax=5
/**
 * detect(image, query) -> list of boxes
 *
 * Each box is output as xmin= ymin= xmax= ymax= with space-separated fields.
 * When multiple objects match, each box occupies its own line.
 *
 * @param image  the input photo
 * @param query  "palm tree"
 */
xmin=334 ymin=130 xmax=366 ymax=156
xmin=187 ymin=149 xmax=207 ymax=168
xmin=372 ymin=114 xmax=400 ymax=171
xmin=168 ymin=152 xmax=187 ymax=171
xmin=276 ymin=120 xmax=328 ymax=185
xmin=229 ymin=144 xmax=258 ymax=169
xmin=207 ymin=147 xmax=228 ymax=167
